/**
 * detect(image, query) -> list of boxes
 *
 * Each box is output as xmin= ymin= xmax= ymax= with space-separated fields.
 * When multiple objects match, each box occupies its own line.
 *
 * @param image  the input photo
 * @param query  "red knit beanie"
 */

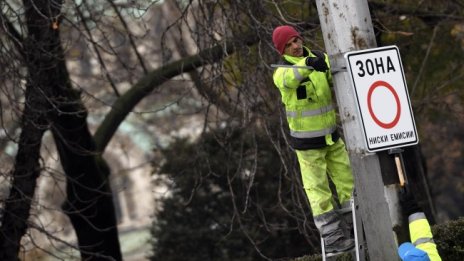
xmin=272 ymin=25 xmax=302 ymax=55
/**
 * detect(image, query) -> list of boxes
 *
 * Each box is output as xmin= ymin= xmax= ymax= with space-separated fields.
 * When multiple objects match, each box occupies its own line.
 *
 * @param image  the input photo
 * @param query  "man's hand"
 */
xmin=399 ymin=189 xmax=422 ymax=216
xmin=311 ymin=50 xmax=326 ymax=59
xmin=305 ymin=51 xmax=328 ymax=72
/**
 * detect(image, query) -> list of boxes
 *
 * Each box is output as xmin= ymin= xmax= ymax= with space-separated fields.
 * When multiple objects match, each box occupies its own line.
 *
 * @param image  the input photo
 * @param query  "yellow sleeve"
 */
xmin=273 ymin=59 xmax=311 ymax=90
xmin=409 ymin=213 xmax=442 ymax=261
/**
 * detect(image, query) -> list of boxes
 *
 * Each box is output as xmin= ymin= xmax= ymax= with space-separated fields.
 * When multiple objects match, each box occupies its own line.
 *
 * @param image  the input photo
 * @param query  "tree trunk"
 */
xmin=0 ymin=87 xmax=47 ymax=260
xmin=0 ymin=0 xmax=122 ymax=259
xmin=52 ymin=91 xmax=122 ymax=260
xmin=22 ymin=0 xmax=122 ymax=258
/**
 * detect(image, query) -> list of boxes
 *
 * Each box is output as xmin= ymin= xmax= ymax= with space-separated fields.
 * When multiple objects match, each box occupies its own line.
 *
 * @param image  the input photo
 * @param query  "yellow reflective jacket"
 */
xmin=273 ymin=47 xmax=337 ymax=149
xmin=409 ymin=212 xmax=442 ymax=261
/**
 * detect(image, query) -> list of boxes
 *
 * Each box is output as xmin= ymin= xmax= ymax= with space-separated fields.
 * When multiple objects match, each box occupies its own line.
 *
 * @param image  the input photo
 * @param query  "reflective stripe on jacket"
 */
xmin=409 ymin=212 xmax=442 ymax=261
xmin=273 ymin=47 xmax=336 ymax=143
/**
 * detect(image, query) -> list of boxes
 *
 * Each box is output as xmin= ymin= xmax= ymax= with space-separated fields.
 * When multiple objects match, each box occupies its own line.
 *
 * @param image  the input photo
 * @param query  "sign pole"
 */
xmin=315 ymin=0 xmax=399 ymax=260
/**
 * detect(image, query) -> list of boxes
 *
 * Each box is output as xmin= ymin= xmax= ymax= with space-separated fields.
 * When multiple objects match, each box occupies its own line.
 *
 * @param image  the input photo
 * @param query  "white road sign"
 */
xmin=345 ymin=46 xmax=419 ymax=152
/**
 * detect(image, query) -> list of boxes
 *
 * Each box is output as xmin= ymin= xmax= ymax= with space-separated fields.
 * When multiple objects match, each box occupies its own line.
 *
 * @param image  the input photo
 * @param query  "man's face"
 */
xmin=284 ymin=36 xmax=303 ymax=57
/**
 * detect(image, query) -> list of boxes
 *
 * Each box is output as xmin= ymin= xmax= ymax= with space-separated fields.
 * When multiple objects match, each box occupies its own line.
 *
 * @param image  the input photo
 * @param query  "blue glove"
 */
xmin=398 ymin=242 xmax=430 ymax=261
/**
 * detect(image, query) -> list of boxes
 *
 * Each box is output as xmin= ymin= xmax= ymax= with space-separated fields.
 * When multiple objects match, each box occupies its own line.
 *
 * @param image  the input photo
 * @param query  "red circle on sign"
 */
xmin=367 ymin=80 xmax=401 ymax=129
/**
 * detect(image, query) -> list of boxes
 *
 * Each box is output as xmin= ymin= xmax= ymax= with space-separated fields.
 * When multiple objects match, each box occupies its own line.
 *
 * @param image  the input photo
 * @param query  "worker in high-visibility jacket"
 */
xmin=271 ymin=25 xmax=355 ymax=254
xmin=398 ymin=191 xmax=442 ymax=261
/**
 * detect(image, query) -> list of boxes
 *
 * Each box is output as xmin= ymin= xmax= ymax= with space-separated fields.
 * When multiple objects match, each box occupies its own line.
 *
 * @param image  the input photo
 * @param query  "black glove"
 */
xmin=311 ymin=50 xmax=326 ymax=59
xmin=305 ymin=51 xmax=328 ymax=72
xmin=399 ymin=189 xmax=422 ymax=216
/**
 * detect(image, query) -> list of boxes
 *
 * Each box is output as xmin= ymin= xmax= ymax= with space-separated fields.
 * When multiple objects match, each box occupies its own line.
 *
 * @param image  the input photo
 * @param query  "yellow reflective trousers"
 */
xmin=295 ymin=139 xmax=354 ymax=216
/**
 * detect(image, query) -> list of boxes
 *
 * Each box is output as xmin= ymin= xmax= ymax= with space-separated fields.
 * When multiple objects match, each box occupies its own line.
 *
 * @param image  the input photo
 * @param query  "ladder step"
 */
xmin=326 ymin=247 xmax=356 ymax=256
xmin=336 ymin=206 xmax=352 ymax=214
xmin=321 ymin=195 xmax=363 ymax=261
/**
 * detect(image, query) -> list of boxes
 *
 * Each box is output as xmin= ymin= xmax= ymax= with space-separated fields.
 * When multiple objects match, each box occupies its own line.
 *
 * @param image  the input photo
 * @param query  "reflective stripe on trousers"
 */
xmin=313 ymin=209 xmax=344 ymax=245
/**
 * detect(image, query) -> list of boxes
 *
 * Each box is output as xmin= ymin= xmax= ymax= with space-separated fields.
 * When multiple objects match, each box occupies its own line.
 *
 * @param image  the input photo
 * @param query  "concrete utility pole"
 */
xmin=315 ymin=0 xmax=398 ymax=260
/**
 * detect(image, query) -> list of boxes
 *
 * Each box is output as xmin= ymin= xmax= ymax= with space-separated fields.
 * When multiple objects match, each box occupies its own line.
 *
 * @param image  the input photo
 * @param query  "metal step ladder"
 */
xmin=321 ymin=194 xmax=366 ymax=261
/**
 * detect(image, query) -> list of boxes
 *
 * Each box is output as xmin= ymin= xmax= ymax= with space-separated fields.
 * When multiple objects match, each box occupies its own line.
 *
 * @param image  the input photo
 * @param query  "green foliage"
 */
xmin=433 ymin=217 xmax=464 ymax=260
xmin=291 ymin=217 xmax=464 ymax=261
xmin=150 ymin=128 xmax=320 ymax=260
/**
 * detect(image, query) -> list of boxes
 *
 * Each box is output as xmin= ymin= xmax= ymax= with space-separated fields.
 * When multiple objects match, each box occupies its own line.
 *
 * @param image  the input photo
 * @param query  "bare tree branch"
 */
xmin=74 ymin=0 xmax=121 ymax=97
xmin=106 ymin=0 xmax=148 ymax=74
xmin=0 ymin=8 xmax=25 ymax=58
xmin=94 ymin=32 xmax=258 ymax=152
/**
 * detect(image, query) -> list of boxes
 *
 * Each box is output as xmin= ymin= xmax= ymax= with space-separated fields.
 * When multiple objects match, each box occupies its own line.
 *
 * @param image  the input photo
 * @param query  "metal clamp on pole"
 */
xmin=270 ymin=64 xmax=347 ymax=74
